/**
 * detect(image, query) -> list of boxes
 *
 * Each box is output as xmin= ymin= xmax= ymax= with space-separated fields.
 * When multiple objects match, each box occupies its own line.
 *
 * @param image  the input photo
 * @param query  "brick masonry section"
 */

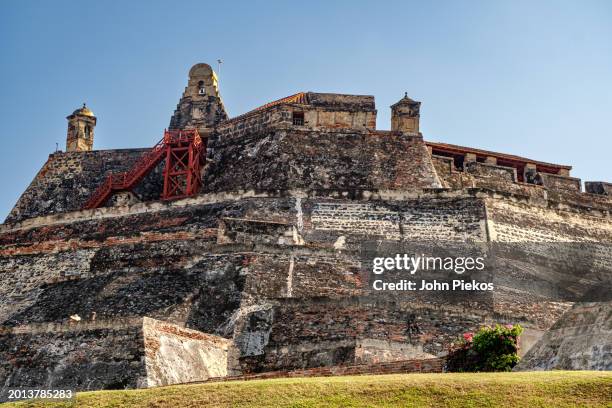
xmin=202 ymin=357 xmax=445 ymax=383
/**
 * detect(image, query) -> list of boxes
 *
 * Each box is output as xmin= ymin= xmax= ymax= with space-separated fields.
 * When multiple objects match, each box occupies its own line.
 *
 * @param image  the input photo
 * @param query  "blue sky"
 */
xmin=1 ymin=0 xmax=611 ymax=220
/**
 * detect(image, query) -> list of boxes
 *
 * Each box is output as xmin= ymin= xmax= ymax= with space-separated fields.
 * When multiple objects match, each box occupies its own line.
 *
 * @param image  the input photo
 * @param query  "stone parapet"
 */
xmin=585 ymin=181 xmax=612 ymax=196
xmin=464 ymin=161 xmax=518 ymax=183
xmin=539 ymin=173 xmax=582 ymax=192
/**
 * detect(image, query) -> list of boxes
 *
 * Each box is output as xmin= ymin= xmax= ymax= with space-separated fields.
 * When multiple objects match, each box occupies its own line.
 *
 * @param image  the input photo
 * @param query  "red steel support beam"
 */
xmin=83 ymin=129 xmax=204 ymax=209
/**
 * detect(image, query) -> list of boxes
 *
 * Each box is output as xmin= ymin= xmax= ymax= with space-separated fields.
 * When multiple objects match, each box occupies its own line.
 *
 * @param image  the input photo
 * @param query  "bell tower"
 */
xmin=169 ymin=63 xmax=228 ymax=136
xmin=66 ymin=103 xmax=96 ymax=152
xmin=391 ymin=92 xmax=421 ymax=135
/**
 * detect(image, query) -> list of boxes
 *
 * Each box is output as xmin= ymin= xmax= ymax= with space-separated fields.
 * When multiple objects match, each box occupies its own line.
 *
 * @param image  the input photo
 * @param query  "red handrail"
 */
xmin=82 ymin=129 xmax=202 ymax=209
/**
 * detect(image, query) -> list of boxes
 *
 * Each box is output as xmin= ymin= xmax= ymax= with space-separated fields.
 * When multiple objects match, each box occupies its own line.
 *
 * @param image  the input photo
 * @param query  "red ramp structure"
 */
xmin=83 ymin=129 xmax=204 ymax=209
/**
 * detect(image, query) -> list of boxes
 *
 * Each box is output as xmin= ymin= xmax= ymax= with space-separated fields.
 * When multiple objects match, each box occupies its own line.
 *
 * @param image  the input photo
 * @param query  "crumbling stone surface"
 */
xmin=465 ymin=161 xmax=517 ymax=183
xmin=515 ymin=302 xmax=612 ymax=371
xmin=238 ymin=297 xmax=485 ymax=373
xmin=6 ymin=149 xmax=163 ymax=223
xmin=0 ymin=317 xmax=239 ymax=401
xmin=143 ymin=317 xmax=239 ymax=387
xmin=1 ymin=188 xmax=610 ymax=389
xmin=205 ymin=129 xmax=442 ymax=193
xmin=214 ymin=93 xmax=377 ymax=141
xmin=586 ymin=181 xmax=612 ymax=196
xmin=0 ymin=319 xmax=147 ymax=400
xmin=307 ymin=93 xmax=376 ymax=111
xmin=539 ymin=173 xmax=582 ymax=192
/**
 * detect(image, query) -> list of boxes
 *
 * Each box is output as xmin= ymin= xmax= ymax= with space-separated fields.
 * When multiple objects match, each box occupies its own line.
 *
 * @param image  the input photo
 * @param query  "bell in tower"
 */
xmin=66 ymin=103 xmax=96 ymax=152
xmin=169 ymin=63 xmax=228 ymax=136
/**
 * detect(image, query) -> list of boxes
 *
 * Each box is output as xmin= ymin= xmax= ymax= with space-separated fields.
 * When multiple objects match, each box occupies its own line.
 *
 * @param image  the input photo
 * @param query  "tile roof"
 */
xmin=426 ymin=141 xmax=572 ymax=170
xmin=228 ymin=92 xmax=309 ymax=122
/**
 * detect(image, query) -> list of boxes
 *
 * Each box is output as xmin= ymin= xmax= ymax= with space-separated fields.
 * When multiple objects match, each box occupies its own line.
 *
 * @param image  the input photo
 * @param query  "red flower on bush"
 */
xmin=446 ymin=324 xmax=523 ymax=372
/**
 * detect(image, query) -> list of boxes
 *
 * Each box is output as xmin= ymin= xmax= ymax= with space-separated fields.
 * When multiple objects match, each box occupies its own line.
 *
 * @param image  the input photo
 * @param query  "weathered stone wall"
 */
xmin=206 ymin=130 xmax=442 ymax=193
xmin=6 ymin=149 xmax=163 ymax=223
xmin=307 ymin=197 xmax=485 ymax=242
xmin=465 ymin=161 xmax=517 ymax=183
xmin=431 ymin=155 xmax=474 ymax=189
xmin=585 ymin=181 xmax=612 ymax=196
xmin=485 ymin=197 xmax=612 ymax=337
xmin=0 ymin=317 xmax=242 ymax=401
xmin=206 ymin=357 xmax=445 ymax=382
xmin=215 ymin=93 xmax=376 ymax=140
xmin=302 ymin=93 xmax=376 ymax=130
xmin=143 ymin=317 xmax=239 ymax=387
xmin=539 ymin=173 xmax=582 ymax=192
xmin=515 ymin=301 xmax=612 ymax=371
xmin=306 ymin=93 xmax=375 ymax=111
xmin=1 ymin=188 xmax=611 ymax=389
xmin=355 ymin=339 xmax=435 ymax=364
xmin=0 ymin=247 xmax=245 ymax=332
xmin=0 ymin=193 xmax=485 ymax=369
xmin=486 ymin=197 xmax=612 ymax=243
xmin=429 ymin=151 xmax=612 ymax=211
xmin=204 ymin=93 xmax=435 ymax=193
xmin=216 ymin=104 xmax=289 ymax=140
xmin=237 ymin=298 xmax=486 ymax=373
xmin=431 ymin=155 xmax=454 ymax=178
xmin=0 ymin=318 xmax=147 ymax=400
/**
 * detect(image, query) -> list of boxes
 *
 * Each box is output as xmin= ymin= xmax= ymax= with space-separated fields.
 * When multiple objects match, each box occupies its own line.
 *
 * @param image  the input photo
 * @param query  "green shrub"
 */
xmin=445 ymin=324 xmax=523 ymax=372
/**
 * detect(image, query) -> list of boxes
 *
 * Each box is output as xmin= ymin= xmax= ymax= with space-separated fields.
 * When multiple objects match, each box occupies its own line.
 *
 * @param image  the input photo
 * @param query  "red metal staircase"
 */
xmin=83 ymin=129 xmax=204 ymax=209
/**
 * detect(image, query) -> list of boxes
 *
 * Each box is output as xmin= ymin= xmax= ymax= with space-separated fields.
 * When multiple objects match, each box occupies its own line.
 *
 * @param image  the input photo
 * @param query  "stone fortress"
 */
xmin=0 ymin=63 xmax=610 ymax=395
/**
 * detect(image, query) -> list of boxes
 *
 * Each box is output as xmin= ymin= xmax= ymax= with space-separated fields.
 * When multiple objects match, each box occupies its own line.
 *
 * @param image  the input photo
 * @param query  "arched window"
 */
xmin=198 ymin=81 xmax=205 ymax=95
xmin=85 ymin=125 xmax=91 ymax=138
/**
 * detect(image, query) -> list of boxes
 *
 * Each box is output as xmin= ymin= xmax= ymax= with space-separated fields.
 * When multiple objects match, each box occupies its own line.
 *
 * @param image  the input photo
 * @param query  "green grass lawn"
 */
xmin=3 ymin=371 xmax=611 ymax=408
